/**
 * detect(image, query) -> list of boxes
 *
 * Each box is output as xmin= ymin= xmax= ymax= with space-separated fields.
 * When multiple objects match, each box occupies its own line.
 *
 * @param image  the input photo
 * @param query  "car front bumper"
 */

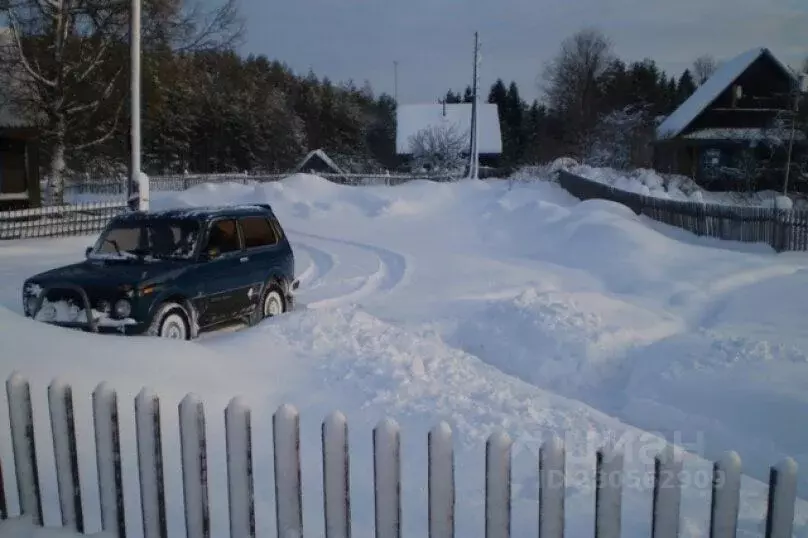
xmin=25 ymin=282 xmax=145 ymax=335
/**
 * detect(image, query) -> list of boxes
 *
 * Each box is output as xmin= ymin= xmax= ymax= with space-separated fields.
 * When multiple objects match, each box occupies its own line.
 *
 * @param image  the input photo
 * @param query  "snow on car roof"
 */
xmin=117 ymin=204 xmax=274 ymax=221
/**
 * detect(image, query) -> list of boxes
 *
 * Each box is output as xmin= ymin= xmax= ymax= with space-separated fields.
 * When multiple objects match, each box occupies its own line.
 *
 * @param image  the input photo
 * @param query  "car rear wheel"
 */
xmin=262 ymin=286 xmax=286 ymax=318
xmin=148 ymin=302 xmax=191 ymax=340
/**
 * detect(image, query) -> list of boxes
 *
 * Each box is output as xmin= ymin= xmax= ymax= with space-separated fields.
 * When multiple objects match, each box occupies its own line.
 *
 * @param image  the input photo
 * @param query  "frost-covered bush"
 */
xmin=408 ymin=123 xmax=469 ymax=175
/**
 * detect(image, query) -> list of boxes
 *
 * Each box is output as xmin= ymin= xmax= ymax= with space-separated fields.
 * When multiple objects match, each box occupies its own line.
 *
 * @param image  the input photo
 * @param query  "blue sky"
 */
xmin=239 ymin=0 xmax=807 ymax=104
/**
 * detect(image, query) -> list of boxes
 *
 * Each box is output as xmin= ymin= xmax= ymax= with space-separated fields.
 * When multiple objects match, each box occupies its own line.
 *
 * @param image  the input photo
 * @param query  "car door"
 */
xmin=237 ymin=215 xmax=283 ymax=310
xmin=193 ymin=218 xmax=253 ymax=327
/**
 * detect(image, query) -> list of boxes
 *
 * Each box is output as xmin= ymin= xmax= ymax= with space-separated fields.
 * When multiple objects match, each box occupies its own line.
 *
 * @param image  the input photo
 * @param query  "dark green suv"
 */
xmin=22 ymin=204 xmax=298 ymax=340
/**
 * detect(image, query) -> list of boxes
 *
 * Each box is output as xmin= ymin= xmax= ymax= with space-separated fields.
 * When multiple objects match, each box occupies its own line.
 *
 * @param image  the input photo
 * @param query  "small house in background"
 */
xmin=292 ymin=149 xmax=349 ymax=183
xmin=0 ymin=103 xmax=41 ymax=211
xmin=653 ymin=47 xmax=805 ymax=191
xmin=0 ymin=28 xmax=41 ymax=211
xmin=396 ymin=103 xmax=502 ymax=172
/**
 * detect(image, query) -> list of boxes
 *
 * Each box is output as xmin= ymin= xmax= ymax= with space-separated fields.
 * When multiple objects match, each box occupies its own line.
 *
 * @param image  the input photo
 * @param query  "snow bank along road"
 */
xmin=1 ymin=174 xmax=808 ymax=538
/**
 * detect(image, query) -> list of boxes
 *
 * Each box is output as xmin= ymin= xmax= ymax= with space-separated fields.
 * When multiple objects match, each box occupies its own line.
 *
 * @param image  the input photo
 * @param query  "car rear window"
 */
xmin=240 ymin=216 xmax=279 ymax=248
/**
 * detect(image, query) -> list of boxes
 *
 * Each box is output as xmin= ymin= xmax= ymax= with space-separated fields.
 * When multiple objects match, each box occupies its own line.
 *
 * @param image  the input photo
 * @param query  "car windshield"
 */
xmin=92 ymin=218 xmax=201 ymax=260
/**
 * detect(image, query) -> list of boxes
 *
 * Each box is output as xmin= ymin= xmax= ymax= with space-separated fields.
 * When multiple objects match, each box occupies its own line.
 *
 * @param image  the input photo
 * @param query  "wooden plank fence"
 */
xmin=558 ymin=171 xmax=808 ymax=252
xmin=0 ymin=373 xmax=802 ymax=537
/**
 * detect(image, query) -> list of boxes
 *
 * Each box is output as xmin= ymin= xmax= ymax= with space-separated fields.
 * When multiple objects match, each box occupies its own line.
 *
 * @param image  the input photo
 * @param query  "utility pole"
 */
xmin=783 ymin=72 xmax=806 ymax=196
xmin=129 ymin=0 xmax=145 ymax=209
xmin=394 ymin=61 xmax=399 ymax=105
xmin=467 ymin=32 xmax=481 ymax=180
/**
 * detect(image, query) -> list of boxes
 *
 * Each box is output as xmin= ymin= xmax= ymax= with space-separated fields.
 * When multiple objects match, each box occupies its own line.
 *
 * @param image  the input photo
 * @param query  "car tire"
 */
xmin=148 ymin=302 xmax=191 ymax=340
xmin=250 ymin=282 xmax=287 ymax=325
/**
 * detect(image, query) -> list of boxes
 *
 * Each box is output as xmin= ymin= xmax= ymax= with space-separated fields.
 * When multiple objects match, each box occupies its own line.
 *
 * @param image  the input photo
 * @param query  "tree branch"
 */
xmin=7 ymin=14 xmax=58 ymax=88
xmin=63 ymin=65 xmax=122 ymax=116
xmin=68 ymin=98 xmax=124 ymax=150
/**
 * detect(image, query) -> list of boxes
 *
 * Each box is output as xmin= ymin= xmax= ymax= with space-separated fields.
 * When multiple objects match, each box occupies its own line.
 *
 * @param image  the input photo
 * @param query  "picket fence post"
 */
xmin=709 ymin=451 xmax=741 ymax=538
xmin=374 ymin=418 xmax=401 ymax=538
xmin=428 ymin=422 xmax=454 ymax=538
xmin=225 ymin=397 xmax=255 ymax=538
xmin=595 ymin=444 xmax=624 ymax=538
xmin=135 ymin=388 xmax=167 ymax=538
xmin=651 ymin=446 xmax=682 ymax=538
xmin=274 ymin=404 xmax=302 ymax=538
xmin=7 ymin=373 xmax=43 ymax=525
xmin=179 ymin=394 xmax=210 ymax=538
xmin=93 ymin=382 xmax=126 ymax=538
xmin=323 ymin=411 xmax=350 ymax=538
xmin=539 ymin=436 xmax=565 ymax=538
xmin=48 ymin=379 xmax=83 ymax=532
xmin=485 ymin=431 xmax=511 ymax=538
xmin=765 ymin=458 xmax=798 ymax=538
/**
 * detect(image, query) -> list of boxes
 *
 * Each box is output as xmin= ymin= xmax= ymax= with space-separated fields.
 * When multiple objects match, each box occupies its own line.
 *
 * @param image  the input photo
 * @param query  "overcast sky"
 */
xmin=241 ymin=0 xmax=807 ymax=104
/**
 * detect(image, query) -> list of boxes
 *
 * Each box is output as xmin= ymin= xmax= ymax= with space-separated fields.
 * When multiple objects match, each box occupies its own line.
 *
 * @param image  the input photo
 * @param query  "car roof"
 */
xmin=115 ymin=204 xmax=275 ymax=223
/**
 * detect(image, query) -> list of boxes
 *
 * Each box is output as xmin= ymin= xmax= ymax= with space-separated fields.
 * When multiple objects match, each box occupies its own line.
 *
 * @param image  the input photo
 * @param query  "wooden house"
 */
xmin=653 ymin=47 xmax=804 ymax=190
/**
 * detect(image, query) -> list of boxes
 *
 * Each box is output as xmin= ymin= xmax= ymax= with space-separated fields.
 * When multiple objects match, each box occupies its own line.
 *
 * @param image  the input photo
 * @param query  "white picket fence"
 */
xmin=0 ymin=373 xmax=802 ymax=538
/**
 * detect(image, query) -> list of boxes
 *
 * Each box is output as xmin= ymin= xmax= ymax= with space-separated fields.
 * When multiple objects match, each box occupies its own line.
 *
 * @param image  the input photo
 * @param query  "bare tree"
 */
xmin=0 ymin=0 xmax=243 ymax=204
xmin=540 ymin=27 xmax=614 ymax=158
xmin=693 ymin=55 xmax=717 ymax=85
xmin=408 ymin=123 xmax=468 ymax=175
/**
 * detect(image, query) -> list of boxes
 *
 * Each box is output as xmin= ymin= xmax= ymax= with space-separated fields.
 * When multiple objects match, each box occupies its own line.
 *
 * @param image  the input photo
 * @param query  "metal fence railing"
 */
xmin=0 ymin=201 xmax=129 ymax=240
xmin=558 ymin=170 xmax=808 ymax=252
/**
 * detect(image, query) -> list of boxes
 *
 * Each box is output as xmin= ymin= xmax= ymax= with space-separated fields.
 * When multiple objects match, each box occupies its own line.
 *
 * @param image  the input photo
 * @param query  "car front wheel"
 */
xmin=148 ymin=302 xmax=191 ymax=340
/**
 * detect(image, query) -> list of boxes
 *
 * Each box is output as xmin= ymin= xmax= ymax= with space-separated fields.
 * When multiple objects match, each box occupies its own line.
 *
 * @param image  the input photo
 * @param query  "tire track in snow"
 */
xmin=289 ymin=229 xmax=410 ymax=309
xmin=293 ymin=242 xmax=337 ymax=289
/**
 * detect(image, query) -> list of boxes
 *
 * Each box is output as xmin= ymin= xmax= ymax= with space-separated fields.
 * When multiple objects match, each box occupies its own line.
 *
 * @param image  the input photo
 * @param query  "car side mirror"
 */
xmin=85 ymin=246 xmax=93 ymax=258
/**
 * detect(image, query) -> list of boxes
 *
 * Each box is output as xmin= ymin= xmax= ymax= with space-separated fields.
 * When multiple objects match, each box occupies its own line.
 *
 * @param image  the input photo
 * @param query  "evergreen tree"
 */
xmin=677 ymin=69 xmax=697 ymax=104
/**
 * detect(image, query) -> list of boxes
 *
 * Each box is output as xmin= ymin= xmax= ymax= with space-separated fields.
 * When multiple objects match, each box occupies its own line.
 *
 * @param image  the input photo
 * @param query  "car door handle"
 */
xmin=240 ymin=256 xmax=249 ymax=263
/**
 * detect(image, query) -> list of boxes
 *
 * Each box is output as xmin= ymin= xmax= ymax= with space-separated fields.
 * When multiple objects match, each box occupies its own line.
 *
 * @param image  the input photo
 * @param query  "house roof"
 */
xmin=292 ymin=149 xmax=346 ymax=176
xmin=396 ymin=103 xmax=502 ymax=155
xmin=656 ymin=47 xmax=797 ymax=140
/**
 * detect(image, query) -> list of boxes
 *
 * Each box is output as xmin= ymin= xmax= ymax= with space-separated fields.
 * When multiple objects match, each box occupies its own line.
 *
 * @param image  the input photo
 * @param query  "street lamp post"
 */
xmin=130 ymin=0 xmax=145 ymax=209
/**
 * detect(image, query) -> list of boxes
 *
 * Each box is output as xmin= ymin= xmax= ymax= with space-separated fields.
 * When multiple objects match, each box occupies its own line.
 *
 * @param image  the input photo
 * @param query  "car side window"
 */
xmin=204 ymin=219 xmax=241 ymax=255
xmin=240 ymin=216 xmax=278 ymax=249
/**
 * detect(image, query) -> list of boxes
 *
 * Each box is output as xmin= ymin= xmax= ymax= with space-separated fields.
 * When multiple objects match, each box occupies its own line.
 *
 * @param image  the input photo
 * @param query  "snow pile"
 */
xmin=450 ymin=288 xmax=682 ymax=397
xmin=568 ymin=164 xmax=703 ymax=200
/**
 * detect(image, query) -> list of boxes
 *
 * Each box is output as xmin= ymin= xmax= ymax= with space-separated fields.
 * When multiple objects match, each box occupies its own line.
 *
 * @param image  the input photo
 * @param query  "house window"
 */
xmin=700 ymin=148 xmax=723 ymax=180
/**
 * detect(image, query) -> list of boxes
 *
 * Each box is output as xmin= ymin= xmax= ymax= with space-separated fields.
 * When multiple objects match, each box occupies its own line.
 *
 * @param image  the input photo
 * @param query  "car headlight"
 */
xmin=97 ymin=300 xmax=111 ymax=314
xmin=114 ymin=299 xmax=131 ymax=318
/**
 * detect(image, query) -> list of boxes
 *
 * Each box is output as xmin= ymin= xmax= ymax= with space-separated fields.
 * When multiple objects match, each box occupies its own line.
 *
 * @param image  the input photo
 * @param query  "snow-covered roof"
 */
xmin=292 ymin=149 xmax=346 ymax=176
xmin=396 ymin=103 xmax=502 ymax=155
xmin=656 ymin=47 xmax=796 ymax=140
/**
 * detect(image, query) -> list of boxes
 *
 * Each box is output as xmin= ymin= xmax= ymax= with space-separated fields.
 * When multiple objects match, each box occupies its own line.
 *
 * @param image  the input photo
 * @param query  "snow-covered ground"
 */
xmin=2 ymin=174 xmax=808 ymax=538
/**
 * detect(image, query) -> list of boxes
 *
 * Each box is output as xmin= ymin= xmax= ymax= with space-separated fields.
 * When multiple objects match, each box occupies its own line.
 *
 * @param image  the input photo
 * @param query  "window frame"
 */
xmin=238 ymin=215 xmax=279 ymax=250
xmin=202 ymin=217 xmax=244 ymax=258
